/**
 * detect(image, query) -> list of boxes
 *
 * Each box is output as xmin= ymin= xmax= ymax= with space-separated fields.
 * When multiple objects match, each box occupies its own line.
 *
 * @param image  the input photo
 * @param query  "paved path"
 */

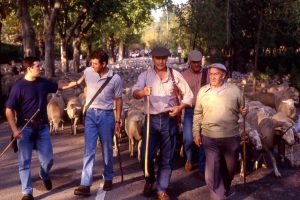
xmin=0 ymin=122 xmax=300 ymax=200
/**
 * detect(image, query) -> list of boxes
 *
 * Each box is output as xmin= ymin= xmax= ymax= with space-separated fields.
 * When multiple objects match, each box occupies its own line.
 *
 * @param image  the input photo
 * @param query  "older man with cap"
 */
xmin=132 ymin=46 xmax=193 ymax=200
xmin=192 ymin=63 xmax=248 ymax=200
xmin=181 ymin=50 xmax=208 ymax=175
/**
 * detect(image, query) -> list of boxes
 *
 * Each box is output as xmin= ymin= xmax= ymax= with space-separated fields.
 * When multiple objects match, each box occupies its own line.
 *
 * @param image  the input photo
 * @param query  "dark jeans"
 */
xmin=141 ymin=113 xmax=177 ymax=193
xmin=183 ymin=108 xmax=206 ymax=172
xmin=202 ymin=135 xmax=240 ymax=200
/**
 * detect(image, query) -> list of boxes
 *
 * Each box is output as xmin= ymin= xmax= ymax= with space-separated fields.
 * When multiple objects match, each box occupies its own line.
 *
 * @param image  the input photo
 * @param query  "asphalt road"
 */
xmin=0 ymin=122 xmax=300 ymax=200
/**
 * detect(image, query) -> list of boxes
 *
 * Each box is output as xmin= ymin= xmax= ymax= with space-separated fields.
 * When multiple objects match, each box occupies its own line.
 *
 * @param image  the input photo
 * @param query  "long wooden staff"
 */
xmin=116 ymin=134 xmax=124 ymax=182
xmin=144 ymin=95 xmax=150 ymax=177
xmin=242 ymin=80 xmax=247 ymax=184
xmin=0 ymin=109 xmax=40 ymax=159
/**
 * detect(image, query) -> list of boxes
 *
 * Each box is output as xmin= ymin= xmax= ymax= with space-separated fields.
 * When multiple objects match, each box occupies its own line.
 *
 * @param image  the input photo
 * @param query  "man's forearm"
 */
xmin=115 ymin=98 xmax=123 ymax=122
xmin=5 ymin=108 xmax=18 ymax=133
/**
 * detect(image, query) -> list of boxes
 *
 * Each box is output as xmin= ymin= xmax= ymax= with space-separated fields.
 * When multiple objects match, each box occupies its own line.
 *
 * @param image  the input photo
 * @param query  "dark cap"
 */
xmin=151 ymin=47 xmax=171 ymax=57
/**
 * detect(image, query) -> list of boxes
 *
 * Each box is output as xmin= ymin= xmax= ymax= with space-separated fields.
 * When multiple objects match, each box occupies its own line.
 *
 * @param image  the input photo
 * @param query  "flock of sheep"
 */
xmin=1 ymin=57 xmax=300 ymax=178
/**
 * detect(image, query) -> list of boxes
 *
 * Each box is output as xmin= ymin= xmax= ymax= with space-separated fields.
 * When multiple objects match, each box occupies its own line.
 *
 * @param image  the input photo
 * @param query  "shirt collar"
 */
xmin=205 ymin=81 xmax=227 ymax=94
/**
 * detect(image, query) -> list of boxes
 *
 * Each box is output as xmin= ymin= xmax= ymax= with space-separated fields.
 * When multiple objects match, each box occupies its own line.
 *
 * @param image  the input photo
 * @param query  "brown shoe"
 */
xmin=185 ymin=161 xmax=193 ymax=171
xmin=21 ymin=194 xmax=34 ymax=200
xmin=74 ymin=185 xmax=91 ymax=196
xmin=143 ymin=182 xmax=153 ymax=197
xmin=157 ymin=191 xmax=170 ymax=200
xmin=103 ymin=180 xmax=113 ymax=191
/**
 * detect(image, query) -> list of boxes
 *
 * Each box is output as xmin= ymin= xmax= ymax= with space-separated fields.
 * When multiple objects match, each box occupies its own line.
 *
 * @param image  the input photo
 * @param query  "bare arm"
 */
xmin=5 ymin=108 xmax=20 ymax=139
xmin=114 ymin=97 xmax=123 ymax=136
xmin=59 ymin=75 xmax=85 ymax=90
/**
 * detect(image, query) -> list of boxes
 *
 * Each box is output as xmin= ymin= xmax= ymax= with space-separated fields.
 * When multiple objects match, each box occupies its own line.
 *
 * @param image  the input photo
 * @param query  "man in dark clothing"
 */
xmin=6 ymin=57 xmax=59 ymax=200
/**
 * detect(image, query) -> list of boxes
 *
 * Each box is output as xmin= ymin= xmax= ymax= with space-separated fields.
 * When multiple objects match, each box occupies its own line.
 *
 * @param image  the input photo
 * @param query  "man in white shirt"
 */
xmin=132 ymin=46 xmax=193 ymax=200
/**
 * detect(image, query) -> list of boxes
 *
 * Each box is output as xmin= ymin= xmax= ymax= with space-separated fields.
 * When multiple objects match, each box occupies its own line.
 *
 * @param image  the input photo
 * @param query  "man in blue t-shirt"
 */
xmin=6 ymin=57 xmax=59 ymax=200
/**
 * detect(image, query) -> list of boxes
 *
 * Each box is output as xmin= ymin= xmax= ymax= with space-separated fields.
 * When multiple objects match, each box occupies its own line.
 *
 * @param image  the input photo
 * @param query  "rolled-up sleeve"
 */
xmin=131 ymin=71 xmax=146 ymax=95
xmin=193 ymin=89 xmax=204 ymax=137
xmin=175 ymin=71 xmax=193 ymax=106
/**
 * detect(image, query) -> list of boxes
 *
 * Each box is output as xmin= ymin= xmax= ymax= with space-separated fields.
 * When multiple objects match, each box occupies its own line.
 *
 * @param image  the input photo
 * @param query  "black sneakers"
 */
xmin=21 ymin=194 xmax=34 ymax=200
xmin=42 ymin=178 xmax=52 ymax=191
xmin=74 ymin=185 xmax=91 ymax=196
xmin=39 ymin=173 xmax=52 ymax=191
xmin=103 ymin=180 xmax=113 ymax=191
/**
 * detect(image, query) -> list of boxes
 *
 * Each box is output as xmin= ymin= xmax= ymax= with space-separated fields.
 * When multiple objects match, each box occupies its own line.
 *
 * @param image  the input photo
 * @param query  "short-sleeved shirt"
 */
xmin=6 ymin=77 xmax=58 ymax=126
xmin=132 ymin=67 xmax=193 ymax=114
xmin=84 ymin=67 xmax=123 ymax=110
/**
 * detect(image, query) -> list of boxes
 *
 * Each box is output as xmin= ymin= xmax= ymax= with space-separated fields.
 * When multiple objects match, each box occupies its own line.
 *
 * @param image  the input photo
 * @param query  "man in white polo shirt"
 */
xmin=64 ymin=49 xmax=123 ymax=196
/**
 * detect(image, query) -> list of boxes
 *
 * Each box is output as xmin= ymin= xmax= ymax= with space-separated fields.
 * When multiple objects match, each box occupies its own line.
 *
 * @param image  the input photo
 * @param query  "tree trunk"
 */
xmin=72 ymin=37 xmax=81 ymax=73
xmin=225 ymin=0 xmax=231 ymax=77
xmin=44 ymin=31 xmax=55 ymax=78
xmin=86 ymin=43 xmax=92 ymax=67
xmin=60 ymin=38 xmax=68 ymax=72
xmin=109 ymin=34 xmax=115 ymax=64
xmin=118 ymin=40 xmax=124 ymax=61
xmin=253 ymin=11 xmax=263 ymax=93
xmin=17 ymin=0 xmax=36 ymax=57
xmin=37 ymin=34 xmax=44 ymax=59
xmin=192 ymin=32 xmax=198 ymax=50
xmin=40 ymin=0 xmax=61 ymax=78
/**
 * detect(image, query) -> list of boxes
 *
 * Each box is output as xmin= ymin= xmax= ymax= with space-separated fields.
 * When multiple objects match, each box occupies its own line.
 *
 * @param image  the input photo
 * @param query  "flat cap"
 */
xmin=208 ymin=63 xmax=227 ymax=72
xmin=188 ymin=50 xmax=202 ymax=61
xmin=151 ymin=47 xmax=171 ymax=57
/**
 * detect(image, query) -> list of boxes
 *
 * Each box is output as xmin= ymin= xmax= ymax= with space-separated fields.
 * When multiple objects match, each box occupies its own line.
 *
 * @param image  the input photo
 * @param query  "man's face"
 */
xmin=91 ymin=58 xmax=106 ymax=74
xmin=209 ymin=67 xmax=225 ymax=87
xmin=189 ymin=60 xmax=202 ymax=73
xmin=28 ymin=61 xmax=41 ymax=77
xmin=152 ymin=56 xmax=168 ymax=71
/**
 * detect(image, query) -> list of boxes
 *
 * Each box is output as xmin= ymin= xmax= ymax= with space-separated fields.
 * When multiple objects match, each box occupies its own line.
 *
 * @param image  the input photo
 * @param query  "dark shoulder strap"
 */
xmin=169 ymin=67 xmax=176 ymax=85
xmin=84 ymin=73 xmax=115 ymax=113
xmin=201 ymin=68 xmax=208 ymax=86
xmin=169 ymin=68 xmax=181 ymax=105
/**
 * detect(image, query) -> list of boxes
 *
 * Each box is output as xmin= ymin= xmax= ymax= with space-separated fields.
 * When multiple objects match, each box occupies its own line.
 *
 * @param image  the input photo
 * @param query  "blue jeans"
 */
xmin=80 ymin=108 xmax=115 ymax=186
xmin=141 ymin=113 xmax=177 ymax=193
xmin=183 ymin=108 xmax=205 ymax=172
xmin=17 ymin=125 xmax=53 ymax=195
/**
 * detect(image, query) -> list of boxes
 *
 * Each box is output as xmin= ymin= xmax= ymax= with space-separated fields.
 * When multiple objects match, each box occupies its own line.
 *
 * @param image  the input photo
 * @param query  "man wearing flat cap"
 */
xmin=132 ymin=46 xmax=193 ymax=200
xmin=192 ymin=63 xmax=248 ymax=199
xmin=181 ymin=50 xmax=208 ymax=176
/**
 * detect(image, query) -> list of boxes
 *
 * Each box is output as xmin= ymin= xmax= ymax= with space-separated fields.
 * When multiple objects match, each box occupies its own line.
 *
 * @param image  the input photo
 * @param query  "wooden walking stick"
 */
xmin=0 ymin=109 xmax=40 ymax=159
xmin=144 ymin=95 xmax=150 ymax=177
xmin=241 ymin=79 xmax=247 ymax=184
xmin=116 ymin=134 xmax=124 ymax=182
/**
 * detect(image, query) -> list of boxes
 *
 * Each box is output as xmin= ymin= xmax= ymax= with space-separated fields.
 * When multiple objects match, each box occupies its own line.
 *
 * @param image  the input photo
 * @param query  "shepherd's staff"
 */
xmin=0 ymin=109 xmax=40 ymax=159
xmin=241 ymin=79 xmax=247 ymax=184
xmin=115 ymin=133 xmax=124 ymax=182
xmin=144 ymin=95 xmax=150 ymax=177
